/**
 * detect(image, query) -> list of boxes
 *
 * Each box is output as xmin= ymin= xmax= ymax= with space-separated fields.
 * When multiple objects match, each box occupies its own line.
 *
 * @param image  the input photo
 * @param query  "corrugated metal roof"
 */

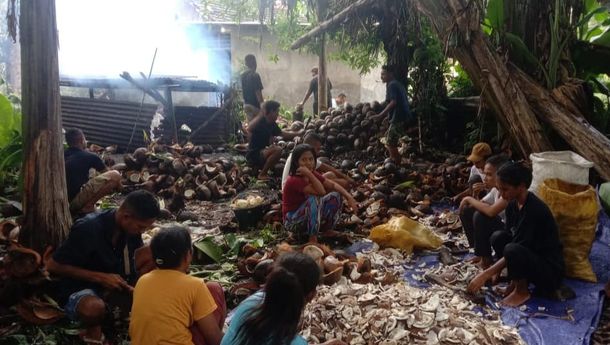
xmin=61 ymin=96 xmax=158 ymax=152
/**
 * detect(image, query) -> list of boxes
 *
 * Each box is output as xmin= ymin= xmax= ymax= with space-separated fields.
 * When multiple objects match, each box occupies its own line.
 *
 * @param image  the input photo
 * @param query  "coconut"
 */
xmin=253 ymin=259 xmax=274 ymax=284
xmin=172 ymin=159 xmax=187 ymax=176
xmin=341 ymin=160 xmax=355 ymax=170
xmin=184 ymin=189 xmax=196 ymax=200
xmin=323 ymin=266 xmax=344 ymax=285
xmin=133 ymin=147 xmax=148 ymax=164
xmin=207 ymin=181 xmax=220 ymax=199
xmin=323 ymin=256 xmax=344 ymax=273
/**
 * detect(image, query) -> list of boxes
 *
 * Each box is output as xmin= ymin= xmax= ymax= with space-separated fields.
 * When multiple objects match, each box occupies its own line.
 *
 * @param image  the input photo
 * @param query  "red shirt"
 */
xmin=282 ymin=171 xmax=326 ymax=219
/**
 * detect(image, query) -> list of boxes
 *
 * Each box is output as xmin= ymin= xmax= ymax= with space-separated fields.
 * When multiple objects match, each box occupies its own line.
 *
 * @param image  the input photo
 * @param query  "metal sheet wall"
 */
xmin=61 ymin=96 xmax=158 ymax=152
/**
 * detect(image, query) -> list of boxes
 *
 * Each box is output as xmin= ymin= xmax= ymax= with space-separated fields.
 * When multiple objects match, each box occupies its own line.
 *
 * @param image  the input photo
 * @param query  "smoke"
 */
xmin=56 ymin=0 xmax=230 ymax=84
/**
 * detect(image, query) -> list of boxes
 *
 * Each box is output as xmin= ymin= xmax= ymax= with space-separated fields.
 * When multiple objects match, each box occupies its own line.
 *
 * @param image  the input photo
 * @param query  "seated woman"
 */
xmin=467 ymin=162 xmax=565 ymax=307
xmin=221 ymin=252 xmax=345 ymax=345
xmin=459 ymin=155 xmax=509 ymax=269
xmin=130 ymin=226 xmax=225 ymax=345
xmin=282 ymin=144 xmax=358 ymax=243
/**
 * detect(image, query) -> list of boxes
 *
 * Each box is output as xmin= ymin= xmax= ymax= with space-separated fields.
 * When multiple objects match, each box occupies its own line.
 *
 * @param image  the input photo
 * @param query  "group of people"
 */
xmin=49 ymin=188 xmax=342 ymax=345
xmin=52 ymin=53 xmax=577 ymax=345
xmin=457 ymin=143 xmax=566 ymax=306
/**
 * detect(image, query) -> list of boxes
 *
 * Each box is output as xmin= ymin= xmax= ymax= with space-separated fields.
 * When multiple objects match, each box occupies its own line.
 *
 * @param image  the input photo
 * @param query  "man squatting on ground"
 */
xmin=246 ymin=100 xmax=303 ymax=180
xmin=467 ymin=162 xmax=565 ymax=307
xmin=64 ymin=128 xmax=122 ymax=216
xmin=47 ymin=191 xmax=160 ymax=344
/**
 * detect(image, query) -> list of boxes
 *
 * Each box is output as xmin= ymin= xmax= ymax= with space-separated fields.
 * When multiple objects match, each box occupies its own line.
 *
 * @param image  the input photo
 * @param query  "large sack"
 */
xmin=369 ymin=216 xmax=443 ymax=254
xmin=539 ymin=178 xmax=598 ymax=282
xmin=530 ymin=151 xmax=593 ymax=195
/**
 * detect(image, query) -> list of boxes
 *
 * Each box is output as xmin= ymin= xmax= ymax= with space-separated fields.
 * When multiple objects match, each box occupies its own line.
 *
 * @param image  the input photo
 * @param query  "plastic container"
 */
xmin=230 ymin=190 xmax=273 ymax=231
xmin=529 ymin=151 xmax=593 ymax=194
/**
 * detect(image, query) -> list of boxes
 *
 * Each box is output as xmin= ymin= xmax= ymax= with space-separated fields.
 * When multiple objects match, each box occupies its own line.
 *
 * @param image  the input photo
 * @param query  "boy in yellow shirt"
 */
xmin=130 ymin=226 xmax=225 ymax=345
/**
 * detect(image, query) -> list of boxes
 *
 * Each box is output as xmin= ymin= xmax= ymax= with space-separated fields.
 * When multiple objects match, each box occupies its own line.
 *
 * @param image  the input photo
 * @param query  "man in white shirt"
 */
xmin=453 ymin=142 xmax=492 ymax=202
xmin=459 ymin=154 xmax=509 ymax=269
xmin=281 ymin=133 xmax=354 ymax=190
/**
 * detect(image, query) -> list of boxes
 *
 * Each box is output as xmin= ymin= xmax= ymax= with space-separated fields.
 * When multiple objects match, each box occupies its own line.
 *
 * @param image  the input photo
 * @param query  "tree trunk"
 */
xmin=415 ymin=0 xmax=552 ymax=157
xmin=19 ymin=0 xmax=72 ymax=252
xmin=513 ymin=66 xmax=610 ymax=180
xmin=414 ymin=0 xmax=610 ymax=180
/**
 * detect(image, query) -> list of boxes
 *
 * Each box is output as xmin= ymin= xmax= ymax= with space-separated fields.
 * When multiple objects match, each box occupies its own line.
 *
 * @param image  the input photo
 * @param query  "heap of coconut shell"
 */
xmin=284 ymin=102 xmax=474 ymax=230
xmin=109 ymin=143 xmax=252 ymax=213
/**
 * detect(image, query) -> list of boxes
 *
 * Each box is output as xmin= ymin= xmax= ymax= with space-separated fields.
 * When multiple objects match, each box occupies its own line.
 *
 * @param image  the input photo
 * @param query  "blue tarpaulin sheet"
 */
xmin=350 ymin=210 xmax=610 ymax=345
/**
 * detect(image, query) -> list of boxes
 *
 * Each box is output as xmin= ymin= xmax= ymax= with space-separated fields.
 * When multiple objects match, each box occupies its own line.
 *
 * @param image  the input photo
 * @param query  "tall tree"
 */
xmin=413 ymin=0 xmax=610 ymax=180
xmin=19 ymin=0 xmax=72 ymax=252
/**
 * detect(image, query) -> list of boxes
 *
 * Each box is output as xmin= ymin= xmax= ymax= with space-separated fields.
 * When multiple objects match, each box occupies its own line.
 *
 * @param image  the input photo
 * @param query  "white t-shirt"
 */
xmin=469 ymin=165 xmax=485 ymax=182
xmin=481 ymin=187 xmax=506 ymax=223
xmin=281 ymin=153 xmax=323 ymax=189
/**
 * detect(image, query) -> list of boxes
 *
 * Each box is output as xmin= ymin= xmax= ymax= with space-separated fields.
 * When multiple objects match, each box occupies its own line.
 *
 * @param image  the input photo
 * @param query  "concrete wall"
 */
xmin=360 ymin=65 xmax=386 ymax=103
xmin=227 ymin=25 xmax=363 ymax=112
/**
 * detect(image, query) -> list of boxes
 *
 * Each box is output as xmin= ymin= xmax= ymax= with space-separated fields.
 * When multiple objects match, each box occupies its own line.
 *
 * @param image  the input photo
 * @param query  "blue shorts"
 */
xmin=64 ymin=289 xmax=99 ymax=321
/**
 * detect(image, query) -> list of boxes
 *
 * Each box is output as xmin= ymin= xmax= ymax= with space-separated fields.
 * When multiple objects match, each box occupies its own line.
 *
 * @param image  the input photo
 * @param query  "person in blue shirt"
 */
xmin=372 ymin=65 xmax=414 ymax=165
xmin=221 ymin=252 xmax=345 ymax=345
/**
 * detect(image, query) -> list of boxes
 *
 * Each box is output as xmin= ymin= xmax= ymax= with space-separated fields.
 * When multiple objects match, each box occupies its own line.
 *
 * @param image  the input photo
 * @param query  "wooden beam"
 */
xmin=290 ymin=0 xmax=376 ymax=50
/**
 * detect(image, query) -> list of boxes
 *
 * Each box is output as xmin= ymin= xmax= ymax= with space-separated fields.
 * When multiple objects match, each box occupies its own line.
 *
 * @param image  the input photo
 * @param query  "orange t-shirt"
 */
xmin=129 ymin=269 xmax=217 ymax=345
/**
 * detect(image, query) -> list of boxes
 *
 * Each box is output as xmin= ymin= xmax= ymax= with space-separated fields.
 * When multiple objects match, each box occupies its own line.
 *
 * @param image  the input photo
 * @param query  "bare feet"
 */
xmin=500 ymin=289 xmax=531 ymax=307
xmin=500 ymin=279 xmax=530 ymax=307
xmin=494 ymin=281 xmax=515 ymax=297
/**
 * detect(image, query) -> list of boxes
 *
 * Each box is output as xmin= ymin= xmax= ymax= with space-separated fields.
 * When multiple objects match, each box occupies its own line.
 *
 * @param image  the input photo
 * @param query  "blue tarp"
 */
xmin=349 ymin=210 xmax=610 ymax=345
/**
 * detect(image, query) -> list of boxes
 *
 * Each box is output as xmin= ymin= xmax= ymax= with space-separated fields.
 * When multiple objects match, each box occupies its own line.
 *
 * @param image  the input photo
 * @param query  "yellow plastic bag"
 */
xmin=539 ymin=178 xmax=599 ymax=282
xmin=369 ymin=216 xmax=443 ymax=254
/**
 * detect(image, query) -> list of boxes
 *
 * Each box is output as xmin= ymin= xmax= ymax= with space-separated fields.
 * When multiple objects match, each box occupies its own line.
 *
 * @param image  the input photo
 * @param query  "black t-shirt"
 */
xmin=241 ymin=70 xmax=264 ymax=107
xmin=505 ymin=192 xmax=565 ymax=274
xmin=52 ymin=210 xmax=143 ymax=303
xmin=248 ymin=118 xmax=281 ymax=153
xmin=385 ymin=80 xmax=411 ymax=124
xmin=308 ymin=76 xmax=332 ymax=108
xmin=64 ymin=147 xmax=106 ymax=200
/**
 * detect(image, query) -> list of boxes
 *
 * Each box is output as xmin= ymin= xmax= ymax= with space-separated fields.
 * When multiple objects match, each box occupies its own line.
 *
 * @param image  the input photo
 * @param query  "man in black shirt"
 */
xmin=298 ymin=67 xmax=332 ymax=116
xmin=47 ymin=190 xmax=160 ymax=344
xmin=467 ymin=162 xmax=565 ymax=307
xmin=247 ymin=100 xmax=303 ymax=180
xmin=64 ymin=129 xmax=121 ymax=215
xmin=372 ymin=65 xmax=413 ymax=165
xmin=241 ymin=54 xmax=264 ymax=123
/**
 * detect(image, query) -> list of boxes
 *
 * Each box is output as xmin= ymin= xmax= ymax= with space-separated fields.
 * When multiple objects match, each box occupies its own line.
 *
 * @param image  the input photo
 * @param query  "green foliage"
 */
xmin=0 ymin=88 xmax=22 ymax=197
xmin=446 ymin=62 xmax=477 ymax=97
xmin=193 ymin=237 xmax=224 ymax=263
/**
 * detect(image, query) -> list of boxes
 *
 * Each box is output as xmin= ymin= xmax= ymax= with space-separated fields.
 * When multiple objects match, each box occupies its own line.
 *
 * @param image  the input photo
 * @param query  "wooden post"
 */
xmin=19 ymin=0 xmax=72 ymax=252
xmin=317 ymin=0 xmax=328 ymax=115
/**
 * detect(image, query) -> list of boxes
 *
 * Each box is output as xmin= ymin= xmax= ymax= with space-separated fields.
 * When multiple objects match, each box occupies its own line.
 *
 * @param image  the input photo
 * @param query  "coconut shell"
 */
xmin=5 ymin=247 xmax=41 ymax=279
xmin=207 ymin=181 xmax=220 ymax=199
xmin=323 ymin=266 xmax=343 ymax=286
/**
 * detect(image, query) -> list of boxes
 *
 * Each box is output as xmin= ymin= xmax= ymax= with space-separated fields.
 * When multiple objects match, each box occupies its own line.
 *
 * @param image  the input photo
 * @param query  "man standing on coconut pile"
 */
xmin=64 ymin=128 xmax=122 ymax=217
xmin=47 ymin=190 xmax=160 ymax=345
xmin=297 ymin=67 xmax=332 ymax=116
xmin=247 ymin=100 xmax=303 ymax=180
xmin=281 ymin=133 xmax=355 ymax=190
xmin=371 ymin=65 xmax=414 ymax=165
xmin=241 ymin=54 xmax=264 ymax=124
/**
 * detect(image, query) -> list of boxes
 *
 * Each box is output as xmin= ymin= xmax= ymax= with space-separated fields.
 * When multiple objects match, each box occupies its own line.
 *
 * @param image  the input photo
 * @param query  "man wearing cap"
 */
xmin=453 ymin=142 xmax=492 ymax=202
xmin=297 ymin=67 xmax=332 ymax=116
